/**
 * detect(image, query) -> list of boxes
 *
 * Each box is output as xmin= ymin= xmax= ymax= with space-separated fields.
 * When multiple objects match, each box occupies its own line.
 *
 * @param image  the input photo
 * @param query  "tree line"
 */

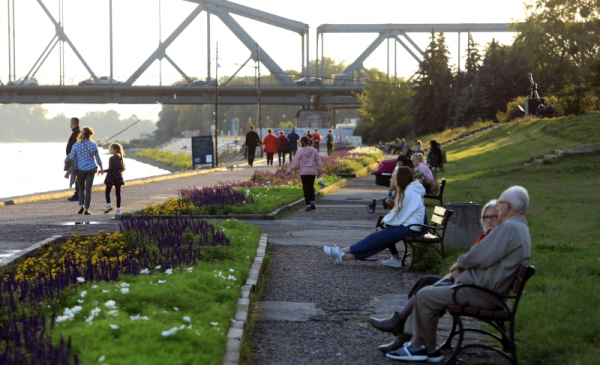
xmin=356 ymin=0 xmax=600 ymax=143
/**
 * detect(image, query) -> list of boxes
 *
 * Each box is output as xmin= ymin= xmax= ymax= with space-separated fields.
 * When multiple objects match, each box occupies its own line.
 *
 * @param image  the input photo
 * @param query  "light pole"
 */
xmin=214 ymin=42 xmax=219 ymax=167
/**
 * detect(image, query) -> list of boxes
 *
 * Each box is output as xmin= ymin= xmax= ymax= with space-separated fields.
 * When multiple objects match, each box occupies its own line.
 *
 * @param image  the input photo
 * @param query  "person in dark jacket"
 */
xmin=427 ymin=140 xmax=443 ymax=166
xmin=101 ymin=142 xmax=126 ymax=214
xmin=276 ymin=131 xmax=289 ymax=166
xmin=66 ymin=118 xmax=81 ymax=201
xmin=287 ymin=128 xmax=300 ymax=160
xmin=245 ymin=126 xmax=261 ymax=166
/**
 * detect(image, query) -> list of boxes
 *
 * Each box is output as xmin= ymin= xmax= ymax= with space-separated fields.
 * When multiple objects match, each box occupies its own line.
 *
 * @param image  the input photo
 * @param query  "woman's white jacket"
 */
xmin=382 ymin=180 xmax=426 ymax=231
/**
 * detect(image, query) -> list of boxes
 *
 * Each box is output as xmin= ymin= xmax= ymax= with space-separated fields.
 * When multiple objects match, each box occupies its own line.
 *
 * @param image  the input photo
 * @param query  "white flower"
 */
xmin=140 ymin=268 xmax=150 ymax=274
xmin=186 ymin=267 xmax=193 ymax=272
xmin=130 ymin=315 xmax=149 ymax=321
xmin=104 ymin=300 xmax=117 ymax=309
xmin=92 ymin=285 xmax=98 ymax=289
xmin=109 ymin=324 xmax=119 ymax=330
xmin=80 ymin=291 xmax=87 ymax=298
xmin=91 ymin=307 xmax=101 ymax=316
xmin=119 ymin=282 xmax=130 ymax=288
xmin=120 ymin=288 xmax=129 ymax=294
xmin=229 ymin=269 xmax=235 ymax=273
xmin=165 ymin=269 xmax=173 ymax=275
xmin=183 ymin=316 xmax=191 ymax=323
xmin=161 ymin=327 xmax=178 ymax=337
xmin=71 ymin=306 xmax=83 ymax=314
xmin=246 ymin=256 xmax=250 ymax=259
xmin=99 ymin=355 xmax=105 ymax=362
xmin=173 ymin=307 xmax=179 ymax=311
xmin=102 ymin=290 xmax=110 ymax=293
xmin=107 ymin=310 xmax=119 ymax=316
xmin=77 ymin=299 xmax=84 ymax=304
xmin=187 ymin=324 xmax=193 ymax=329
xmin=158 ymin=280 xmax=166 ymax=284
xmin=55 ymin=315 xmax=70 ymax=323
xmin=210 ymin=322 xmax=218 ymax=326
xmin=195 ymin=330 xmax=201 ymax=336
xmin=179 ymin=324 xmax=186 ymax=330
xmin=76 ymin=277 xmax=85 ymax=283
xmin=155 ymin=265 xmax=161 ymax=269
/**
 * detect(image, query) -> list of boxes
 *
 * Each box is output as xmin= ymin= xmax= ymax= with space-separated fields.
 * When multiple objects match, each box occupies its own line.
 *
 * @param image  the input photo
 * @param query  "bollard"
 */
xmin=442 ymin=202 xmax=483 ymax=249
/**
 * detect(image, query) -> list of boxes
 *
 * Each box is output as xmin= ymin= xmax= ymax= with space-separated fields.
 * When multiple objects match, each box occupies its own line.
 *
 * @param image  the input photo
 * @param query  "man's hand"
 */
xmin=450 ymin=262 xmax=464 ymax=279
xmin=98 ymin=168 xmax=104 ymax=176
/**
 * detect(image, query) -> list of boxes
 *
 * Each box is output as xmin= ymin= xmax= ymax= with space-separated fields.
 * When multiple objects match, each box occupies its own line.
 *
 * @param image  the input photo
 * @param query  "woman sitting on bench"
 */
xmin=369 ymin=199 xmax=499 ymax=353
xmin=323 ymin=167 xmax=426 ymax=265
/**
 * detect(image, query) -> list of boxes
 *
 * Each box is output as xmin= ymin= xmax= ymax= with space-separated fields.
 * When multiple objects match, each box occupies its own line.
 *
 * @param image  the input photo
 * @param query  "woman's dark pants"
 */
xmin=77 ymin=168 xmax=96 ymax=209
xmin=278 ymin=152 xmax=286 ymax=165
xmin=300 ymin=175 xmax=316 ymax=205
xmin=266 ymin=153 xmax=274 ymax=165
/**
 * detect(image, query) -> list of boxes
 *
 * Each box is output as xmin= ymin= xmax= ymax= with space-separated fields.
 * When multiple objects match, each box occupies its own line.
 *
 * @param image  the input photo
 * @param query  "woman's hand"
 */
xmin=373 ymin=226 xmax=382 ymax=232
xmin=98 ymin=168 xmax=104 ymax=176
xmin=385 ymin=198 xmax=394 ymax=207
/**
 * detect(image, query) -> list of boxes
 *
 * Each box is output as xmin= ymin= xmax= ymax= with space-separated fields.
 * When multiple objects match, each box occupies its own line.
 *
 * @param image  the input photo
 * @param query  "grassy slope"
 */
xmin=51 ymin=220 xmax=261 ymax=365
xmin=136 ymin=149 xmax=193 ymax=169
xmin=437 ymin=115 xmax=600 ymax=365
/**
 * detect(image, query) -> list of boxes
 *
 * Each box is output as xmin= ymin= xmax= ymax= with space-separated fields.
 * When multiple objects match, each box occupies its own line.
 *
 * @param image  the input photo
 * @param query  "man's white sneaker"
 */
xmin=381 ymin=257 xmax=403 ymax=268
xmin=362 ymin=254 xmax=378 ymax=261
xmin=331 ymin=246 xmax=344 ymax=265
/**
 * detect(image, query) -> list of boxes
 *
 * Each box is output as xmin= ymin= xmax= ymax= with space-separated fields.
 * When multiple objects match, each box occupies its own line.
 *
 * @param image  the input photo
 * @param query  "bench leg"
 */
xmin=401 ymin=241 xmax=415 ymax=271
xmin=445 ymin=315 xmax=465 ymax=365
xmin=441 ymin=317 xmax=458 ymax=350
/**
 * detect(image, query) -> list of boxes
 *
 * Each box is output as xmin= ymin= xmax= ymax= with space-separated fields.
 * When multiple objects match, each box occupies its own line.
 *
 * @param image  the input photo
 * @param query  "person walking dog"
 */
xmin=66 ymin=118 xmax=81 ymax=201
xmin=287 ymin=136 xmax=323 ymax=212
xmin=66 ymin=126 xmax=103 ymax=215
xmin=101 ymin=142 xmax=126 ymax=214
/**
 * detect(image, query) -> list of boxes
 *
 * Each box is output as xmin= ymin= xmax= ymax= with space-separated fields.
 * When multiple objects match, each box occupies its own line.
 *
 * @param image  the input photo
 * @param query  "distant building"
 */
xmin=296 ymin=110 xmax=332 ymax=129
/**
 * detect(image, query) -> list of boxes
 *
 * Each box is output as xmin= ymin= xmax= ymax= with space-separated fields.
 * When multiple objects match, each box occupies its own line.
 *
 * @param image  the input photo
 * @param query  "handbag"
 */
xmin=82 ymin=140 xmax=99 ymax=173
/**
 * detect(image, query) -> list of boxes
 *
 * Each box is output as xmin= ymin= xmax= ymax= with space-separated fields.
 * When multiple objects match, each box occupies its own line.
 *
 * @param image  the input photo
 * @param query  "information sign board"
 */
xmin=191 ymin=136 xmax=214 ymax=168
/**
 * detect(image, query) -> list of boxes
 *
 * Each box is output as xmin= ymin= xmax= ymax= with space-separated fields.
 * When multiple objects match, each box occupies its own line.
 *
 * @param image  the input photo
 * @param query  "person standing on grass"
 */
xmin=67 ymin=126 xmax=103 ymax=215
xmin=262 ymin=128 xmax=278 ymax=166
xmin=101 ymin=142 xmax=126 ymax=214
xmin=245 ymin=126 xmax=261 ymax=167
xmin=287 ymin=127 xmax=300 ymax=161
xmin=276 ymin=131 xmax=289 ymax=167
xmin=287 ymin=136 xmax=323 ymax=212
xmin=325 ymin=129 xmax=335 ymax=156
xmin=312 ymin=128 xmax=322 ymax=152
xmin=66 ymin=118 xmax=81 ymax=201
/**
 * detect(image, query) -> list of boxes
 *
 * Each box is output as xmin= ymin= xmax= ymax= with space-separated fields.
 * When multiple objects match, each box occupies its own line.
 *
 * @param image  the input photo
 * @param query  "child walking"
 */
xmin=286 ymin=136 xmax=323 ymax=212
xmin=102 ymin=142 xmax=126 ymax=214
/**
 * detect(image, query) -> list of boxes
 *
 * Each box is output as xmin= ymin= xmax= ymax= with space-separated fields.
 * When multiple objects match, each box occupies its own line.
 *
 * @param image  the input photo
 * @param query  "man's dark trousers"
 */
xmin=247 ymin=146 xmax=256 ymax=166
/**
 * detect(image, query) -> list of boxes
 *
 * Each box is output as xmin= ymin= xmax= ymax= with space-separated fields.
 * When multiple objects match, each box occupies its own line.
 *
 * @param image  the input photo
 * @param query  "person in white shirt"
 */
xmin=324 ymin=167 xmax=426 ymax=266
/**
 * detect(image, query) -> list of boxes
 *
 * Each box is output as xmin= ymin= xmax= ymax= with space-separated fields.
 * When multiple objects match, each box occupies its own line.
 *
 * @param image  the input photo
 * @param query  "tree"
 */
xmin=465 ymin=33 xmax=482 ymax=75
xmin=411 ymin=27 xmax=454 ymax=135
xmin=308 ymin=57 xmax=348 ymax=80
xmin=355 ymin=69 xmax=414 ymax=143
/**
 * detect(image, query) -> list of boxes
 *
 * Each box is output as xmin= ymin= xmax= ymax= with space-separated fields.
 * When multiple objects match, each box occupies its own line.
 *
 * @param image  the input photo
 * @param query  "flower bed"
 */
xmin=136 ymin=147 xmax=381 ymax=216
xmin=0 ymin=218 xmax=261 ymax=365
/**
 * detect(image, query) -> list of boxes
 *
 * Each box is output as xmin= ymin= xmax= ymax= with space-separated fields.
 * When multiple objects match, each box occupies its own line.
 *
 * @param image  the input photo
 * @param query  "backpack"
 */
xmin=326 ymin=134 xmax=333 ymax=143
xmin=314 ymin=136 xmax=319 ymax=143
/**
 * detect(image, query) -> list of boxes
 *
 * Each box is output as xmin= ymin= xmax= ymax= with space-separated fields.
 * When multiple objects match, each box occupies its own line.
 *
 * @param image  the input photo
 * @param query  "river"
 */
xmin=0 ymin=143 xmax=170 ymax=200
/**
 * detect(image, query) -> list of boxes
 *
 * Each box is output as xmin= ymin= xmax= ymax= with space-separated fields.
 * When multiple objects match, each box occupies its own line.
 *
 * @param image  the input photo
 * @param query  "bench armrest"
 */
xmin=404 ymin=223 xmax=439 ymax=235
xmin=450 ymin=284 xmax=513 ymax=313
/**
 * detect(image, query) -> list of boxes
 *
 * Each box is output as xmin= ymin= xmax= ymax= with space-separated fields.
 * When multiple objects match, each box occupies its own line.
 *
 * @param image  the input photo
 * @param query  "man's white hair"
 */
xmin=500 ymin=186 xmax=529 ymax=214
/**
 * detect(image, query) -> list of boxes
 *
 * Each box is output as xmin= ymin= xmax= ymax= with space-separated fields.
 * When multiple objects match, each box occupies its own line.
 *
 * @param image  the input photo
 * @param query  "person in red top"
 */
xmin=311 ymin=128 xmax=321 ymax=152
xmin=369 ymin=200 xmax=499 ymax=353
xmin=276 ymin=131 xmax=289 ymax=166
xmin=262 ymin=129 xmax=278 ymax=166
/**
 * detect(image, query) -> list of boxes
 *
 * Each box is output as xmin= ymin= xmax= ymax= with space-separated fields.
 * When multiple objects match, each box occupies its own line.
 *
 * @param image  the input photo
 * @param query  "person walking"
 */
xmin=66 ymin=126 xmax=103 ymax=215
xmin=276 ymin=131 xmax=289 ymax=166
xmin=312 ymin=128 xmax=321 ymax=152
xmin=245 ymin=126 xmax=261 ymax=167
xmin=101 ymin=142 xmax=126 ymax=214
xmin=262 ymin=128 xmax=278 ymax=166
xmin=287 ymin=127 xmax=300 ymax=161
xmin=287 ymin=136 xmax=323 ymax=212
xmin=325 ymin=129 xmax=335 ymax=156
xmin=66 ymin=118 xmax=81 ymax=201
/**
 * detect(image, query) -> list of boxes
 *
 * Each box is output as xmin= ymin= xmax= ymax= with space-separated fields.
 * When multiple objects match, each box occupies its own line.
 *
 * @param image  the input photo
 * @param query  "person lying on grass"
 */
xmin=323 ymin=167 xmax=426 ymax=265
xmin=369 ymin=199 xmax=499 ymax=353
xmin=383 ymin=186 xmax=531 ymax=363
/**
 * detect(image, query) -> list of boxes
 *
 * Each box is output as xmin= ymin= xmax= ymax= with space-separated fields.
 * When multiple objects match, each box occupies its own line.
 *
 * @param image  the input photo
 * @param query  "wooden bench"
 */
xmin=424 ymin=178 xmax=446 ymax=206
xmin=442 ymin=265 xmax=536 ymax=365
xmin=399 ymin=206 xmax=453 ymax=271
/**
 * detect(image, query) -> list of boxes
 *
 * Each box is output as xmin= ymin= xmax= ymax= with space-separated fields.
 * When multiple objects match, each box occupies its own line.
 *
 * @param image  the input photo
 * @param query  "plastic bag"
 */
xmin=318 ymin=177 xmax=326 ymax=188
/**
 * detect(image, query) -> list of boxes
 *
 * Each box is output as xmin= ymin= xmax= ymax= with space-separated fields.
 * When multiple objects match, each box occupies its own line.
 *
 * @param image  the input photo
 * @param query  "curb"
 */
xmin=337 ymin=160 xmax=380 ymax=178
xmin=117 ymin=178 xmax=348 ymax=221
xmin=223 ymin=234 xmax=268 ymax=365
xmin=0 ymin=161 xmax=254 ymax=208
xmin=0 ymin=235 xmax=62 ymax=266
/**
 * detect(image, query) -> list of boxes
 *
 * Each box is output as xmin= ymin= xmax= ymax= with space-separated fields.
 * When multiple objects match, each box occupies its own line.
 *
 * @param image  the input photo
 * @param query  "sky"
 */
xmin=0 ymin=0 xmax=528 ymax=121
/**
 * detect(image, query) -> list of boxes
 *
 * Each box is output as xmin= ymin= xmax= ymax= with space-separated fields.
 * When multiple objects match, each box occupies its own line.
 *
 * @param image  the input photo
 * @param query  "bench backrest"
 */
xmin=431 ymin=206 xmax=453 ymax=240
xmin=435 ymin=178 xmax=446 ymax=197
xmin=508 ymin=265 xmax=536 ymax=314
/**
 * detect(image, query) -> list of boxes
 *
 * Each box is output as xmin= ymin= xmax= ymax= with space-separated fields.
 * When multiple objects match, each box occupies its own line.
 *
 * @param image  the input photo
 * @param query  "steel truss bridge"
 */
xmin=1 ymin=0 xmax=518 ymax=108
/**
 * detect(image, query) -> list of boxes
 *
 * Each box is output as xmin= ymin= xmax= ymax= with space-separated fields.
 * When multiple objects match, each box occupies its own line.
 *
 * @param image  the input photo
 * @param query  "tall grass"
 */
xmin=437 ymin=114 xmax=600 ymax=364
xmin=136 ymin=149 xmax=192 ymax=169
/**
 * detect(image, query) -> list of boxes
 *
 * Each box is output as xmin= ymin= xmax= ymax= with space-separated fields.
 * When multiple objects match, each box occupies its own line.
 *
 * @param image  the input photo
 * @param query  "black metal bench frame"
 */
xmin=424 ymin=178 xmax=446 ymax=207
xmin=399 ymin=206 xmax=453 ymax=271
xmin=442 ymin=265 xmax=536 ymax=365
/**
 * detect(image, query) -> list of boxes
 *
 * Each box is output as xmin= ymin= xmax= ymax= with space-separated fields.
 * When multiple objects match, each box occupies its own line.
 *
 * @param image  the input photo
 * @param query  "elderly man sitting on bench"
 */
xmin=386 ymin=186 xmax=532 ymax=363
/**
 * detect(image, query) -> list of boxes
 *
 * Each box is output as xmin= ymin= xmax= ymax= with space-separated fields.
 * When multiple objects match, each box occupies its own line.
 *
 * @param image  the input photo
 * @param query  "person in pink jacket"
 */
xmin=287 ymin=136 xmax=324 ymax=212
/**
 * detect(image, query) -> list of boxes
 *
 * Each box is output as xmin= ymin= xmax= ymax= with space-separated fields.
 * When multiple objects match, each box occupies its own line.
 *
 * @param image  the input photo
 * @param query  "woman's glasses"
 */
xmin=482 ymin=215 xmax=499 ymax=221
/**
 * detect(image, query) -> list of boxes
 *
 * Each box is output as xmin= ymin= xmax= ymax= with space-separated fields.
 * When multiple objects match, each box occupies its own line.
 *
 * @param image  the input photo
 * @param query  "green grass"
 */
xmin=398 ymin=119 xmax=497 ymax=146
xmin=433 ymin=114 xmax=600 ymax=364
xmin=137 ymin=149 xmax=193 ymax=169
xmin=51 ymin=219 xmax=261 ymax=365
